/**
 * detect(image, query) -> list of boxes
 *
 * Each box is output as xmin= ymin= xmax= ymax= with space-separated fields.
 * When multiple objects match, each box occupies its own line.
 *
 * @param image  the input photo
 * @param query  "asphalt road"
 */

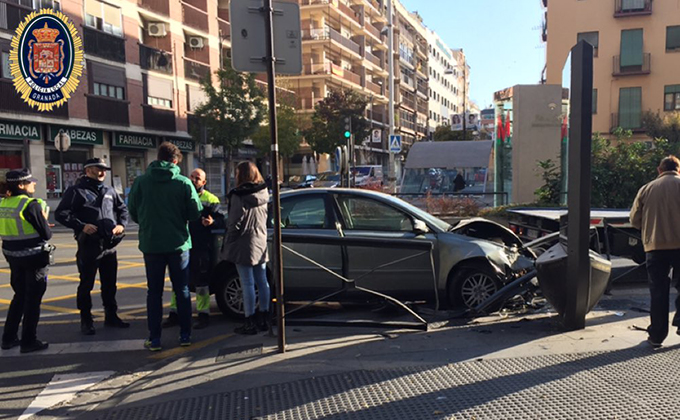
xmin=0 ymin=230 xmax=243 ymax=420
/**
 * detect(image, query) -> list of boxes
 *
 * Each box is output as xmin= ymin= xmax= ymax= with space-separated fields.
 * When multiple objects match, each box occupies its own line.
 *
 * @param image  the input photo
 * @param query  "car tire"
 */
xmin=448 ymin=264 xmax=502 ymax=311
xmin=215 ymin=269 xmax=275 ymax=319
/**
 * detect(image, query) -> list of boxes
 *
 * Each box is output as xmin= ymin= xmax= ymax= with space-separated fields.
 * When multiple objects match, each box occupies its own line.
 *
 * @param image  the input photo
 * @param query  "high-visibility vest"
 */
xmin=0 ymin=196 xmax=40 ymax=241
xmin=199 ymin=189 xmax=220 ymax=205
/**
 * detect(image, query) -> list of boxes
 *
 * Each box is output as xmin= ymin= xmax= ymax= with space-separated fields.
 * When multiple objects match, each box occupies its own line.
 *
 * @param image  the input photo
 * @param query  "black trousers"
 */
xmin=2 ymin=254 xmax=48 ymax=346
xmin=189 ymin=247 xmax=212 ymax=288
xmin=76 ymin=242 xmax=118 ymax=315
xmin=646 ymin=249 xmax=680 ymax=343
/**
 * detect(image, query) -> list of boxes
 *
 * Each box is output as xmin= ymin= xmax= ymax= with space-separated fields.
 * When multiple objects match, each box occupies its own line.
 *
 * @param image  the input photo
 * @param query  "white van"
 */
xmin=353 ymin=165 xmax=384 ymax=187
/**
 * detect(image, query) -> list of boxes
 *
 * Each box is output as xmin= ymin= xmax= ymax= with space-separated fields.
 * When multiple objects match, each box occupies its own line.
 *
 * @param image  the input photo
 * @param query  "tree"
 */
xmin=193 ymin=61 xmax=265 ymax=156
xmin=642 ymin=111 xmax=680 ymax=144
xmin=303 ymin=89 xmax=369 ymax=154
xmin=252 ymin=103 xmax=301 ymax=159
xmin=534 ymin=159 xmax=562 ymax=206
xmin=433 ymin=125 xmax=467 ymax=141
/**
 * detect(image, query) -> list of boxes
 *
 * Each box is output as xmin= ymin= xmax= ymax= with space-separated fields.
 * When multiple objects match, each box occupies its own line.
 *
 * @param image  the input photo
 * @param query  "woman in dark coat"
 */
xmin=222 ymin=162 xmax=271 ymax=335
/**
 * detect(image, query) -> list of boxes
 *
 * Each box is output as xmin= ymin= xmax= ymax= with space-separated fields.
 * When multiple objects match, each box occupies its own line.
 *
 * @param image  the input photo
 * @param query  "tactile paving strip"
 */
xmin=98 ymin=347 xmax=680 ymax=419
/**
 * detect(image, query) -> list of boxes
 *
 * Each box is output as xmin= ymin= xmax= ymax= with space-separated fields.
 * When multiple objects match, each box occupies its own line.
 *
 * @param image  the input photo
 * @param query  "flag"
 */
xmin=497 ymin=115 xmax=505 ymax=141
xmin=504 ymin=112 xmax=511 ymax=140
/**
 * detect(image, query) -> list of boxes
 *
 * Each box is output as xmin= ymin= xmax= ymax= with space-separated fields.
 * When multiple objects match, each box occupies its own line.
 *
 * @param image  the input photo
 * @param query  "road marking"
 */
xmin=18 ymin=371 xmax=113 ymax=420
xmin=149 ymin=334 xmax=234 ymax=360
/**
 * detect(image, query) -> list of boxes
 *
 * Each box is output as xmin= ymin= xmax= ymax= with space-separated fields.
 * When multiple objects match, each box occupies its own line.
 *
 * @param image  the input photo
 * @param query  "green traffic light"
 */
xmin=344 ymin=131 xmax=351 ymax=138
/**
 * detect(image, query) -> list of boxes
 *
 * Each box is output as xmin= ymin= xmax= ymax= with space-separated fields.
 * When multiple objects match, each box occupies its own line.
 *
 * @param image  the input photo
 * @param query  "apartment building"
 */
xmin=293 ymin=0 xmax=389 ymax=167
xmin=392 ymin=1 xmax=428 ymax=153
xmin=0 ymin=0 xmax=231 ymax=198
xmin=425 ymin=28 xmax=458 ymax=135
xmin=545 ymin=0 xmax=680 ymax=139
xmin=450 ymin=48 xmax=469 ymax=122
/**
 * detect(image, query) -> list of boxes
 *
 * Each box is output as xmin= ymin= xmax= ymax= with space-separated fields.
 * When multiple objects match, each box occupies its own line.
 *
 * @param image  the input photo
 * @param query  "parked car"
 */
xmin=352 ymin=165 xmax=384 ymax=187
xmin=208 ymin=188 xmax=535 ymax=317
xmin=284 ymin=174 xmax=317 ymax=190
xmin=313 ymin=171 xmax=341 ymax=188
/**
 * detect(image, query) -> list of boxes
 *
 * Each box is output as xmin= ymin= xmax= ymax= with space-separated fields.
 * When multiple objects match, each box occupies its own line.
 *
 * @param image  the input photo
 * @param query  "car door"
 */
xmin=332 ymin=193 xmax=437 ymax=301
xmin=273 ymin=193 xmax=343 ymax=299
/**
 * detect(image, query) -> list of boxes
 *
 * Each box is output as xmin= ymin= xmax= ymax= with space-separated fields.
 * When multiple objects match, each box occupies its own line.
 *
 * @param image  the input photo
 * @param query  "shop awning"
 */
xmin=404 ymin=140 xmax=493 ymax=169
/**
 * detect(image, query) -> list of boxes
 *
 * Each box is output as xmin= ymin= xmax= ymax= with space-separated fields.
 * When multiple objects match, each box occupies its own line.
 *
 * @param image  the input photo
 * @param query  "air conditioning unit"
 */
xmin=189 ymin=37 xmax=204 ymax=49
xmin=147 ymin=22 xmax=167 ymax=37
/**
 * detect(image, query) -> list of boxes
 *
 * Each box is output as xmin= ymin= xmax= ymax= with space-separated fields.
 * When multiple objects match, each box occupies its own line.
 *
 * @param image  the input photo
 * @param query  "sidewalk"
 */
xmin=45 ymin=288 xmax=680 ymax=420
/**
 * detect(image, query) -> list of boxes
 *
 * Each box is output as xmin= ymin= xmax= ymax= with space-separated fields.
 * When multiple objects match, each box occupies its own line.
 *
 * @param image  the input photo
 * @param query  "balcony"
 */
xmin=139 ymin=45 xmax=173 ymax=74
xmin=0 ymin=1 xmax=31 ymax=32
xmin=337 ymin=1 xmax=361 ymax=25
xmin=87 ymin=95 xmax=129 ymax=126
xmin=614 ymin=0 xmax=652 ymax=17
xmin=143 ymin=105 xmax=176 ymax=132
xmin=416 ymin=80 xmax=427 ymax=97
xmin=610 ymin=112 xmax=644 ymax=133
xmin=83 ymin=26 xmax=126 ymax=63
xmin=329 ymin=27 xmax=361 ymax=56
xmin=612 ymin=53 xmax=650 ymax=76
xmin=137 ymin=0 xmax=169 ymax=16
xmin=184 ymin=58 xmax=211 ymax=81
xmin=365 ymin=80 xmax=383 ymax=96
xmin=417 ymin=102 xmax=427 ymax=115
xmin=400 ymin=119 xmax=415 ymax=131
xmin=417 ymin=123 xmax=428 ymax=135
xmin=0 ymin=79 xmax=68 ymax=118
xmin=369 ymin=110 xmax=384 ymax=123
xmin=401 ymin=96 xmax=416 ymax=111
xmin=182 ymin=2 xmax=208 ymax=32
xmin=365 ymin=50 xmax=381 ymax=67
xmin=218 ymin=18 xmax=231 ymax=40
xmin=365 ymin=23 xmax=381 ymax=40
xmin=302 ymin=27 xmax=331 ymax=40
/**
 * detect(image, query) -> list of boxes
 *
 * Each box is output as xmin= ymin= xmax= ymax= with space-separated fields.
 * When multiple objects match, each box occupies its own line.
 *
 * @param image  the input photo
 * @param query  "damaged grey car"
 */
xmin=213 ymin=188 xmax=535 ymax=317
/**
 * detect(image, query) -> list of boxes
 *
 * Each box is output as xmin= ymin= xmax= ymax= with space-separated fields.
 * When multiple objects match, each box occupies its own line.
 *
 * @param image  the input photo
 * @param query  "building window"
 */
xmin=85 ymin=0 xmax=123 ymax=37
xmin=148 ymin=96 xmax=172 ymax=108
xmin=94 ymin=82 xmax=124 ymax=100
xmin=1 ymin=51 xmax=10 ymax=79
xmin=33 ymin=0 xmax=61 ymax=9
xmin=577 ymin=31 xmax=599 ymax=57
xmin=592 ymin=89 xmax=598 ymax=114
xmin=667 ymin=26 xmax=680 ymax=52
xmin=620 ymin=29 xmax=643 ymax=68
xmin=619 ymin=87 xmax=642 ymax=129
xmin=664 ymin=85 xmax=680 ymax=111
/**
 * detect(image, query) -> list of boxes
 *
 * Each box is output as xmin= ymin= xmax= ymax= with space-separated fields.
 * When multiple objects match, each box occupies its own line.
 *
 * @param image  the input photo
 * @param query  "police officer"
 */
xmin=1 ymin=169 xmax=52 ymax=353
xmin=163 ymin=168 xmax=224 ymax=330
xmin=55 ymin=158 xmax=129 ymax=335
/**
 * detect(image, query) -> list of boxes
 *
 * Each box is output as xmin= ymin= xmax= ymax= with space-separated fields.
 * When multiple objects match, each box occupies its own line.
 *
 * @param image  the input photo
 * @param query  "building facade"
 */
xmin=0 ymin=0 xmax=230 ymax=198
xmin=545 ymin=0 xmax=680 ymax=139
xmin=425 ymin=28 xmax=458 ymax=136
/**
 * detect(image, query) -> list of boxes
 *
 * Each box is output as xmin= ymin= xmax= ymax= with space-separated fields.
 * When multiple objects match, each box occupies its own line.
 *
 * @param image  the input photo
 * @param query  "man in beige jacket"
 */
xmin=630 ymin=155 xmax=680 ymax=347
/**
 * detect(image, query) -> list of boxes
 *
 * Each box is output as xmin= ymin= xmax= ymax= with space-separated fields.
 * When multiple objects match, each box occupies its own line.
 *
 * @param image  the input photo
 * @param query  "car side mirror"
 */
xmin=413 ymin=219 xmax=429 ymax=234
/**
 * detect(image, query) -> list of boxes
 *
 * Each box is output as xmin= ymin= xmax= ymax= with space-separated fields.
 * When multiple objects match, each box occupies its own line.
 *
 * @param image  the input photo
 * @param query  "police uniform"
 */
xmin=166 ymin=188 xmax=224 ymax=329
xmin=55 ymin=158 xmax=129 ymax=335
xmin=0 ymin=169 xmax=52 ymax=353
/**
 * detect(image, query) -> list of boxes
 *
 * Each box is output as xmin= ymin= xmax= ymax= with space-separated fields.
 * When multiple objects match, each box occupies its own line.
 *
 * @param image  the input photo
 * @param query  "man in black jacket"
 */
xmin=55 ymin=158 xmax=129 ymax=335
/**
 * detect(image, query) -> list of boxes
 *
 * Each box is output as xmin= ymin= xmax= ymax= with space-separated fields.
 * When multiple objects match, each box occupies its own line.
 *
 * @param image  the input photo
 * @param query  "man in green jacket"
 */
xmin=128 ymin=142 xmax=202 ymax=351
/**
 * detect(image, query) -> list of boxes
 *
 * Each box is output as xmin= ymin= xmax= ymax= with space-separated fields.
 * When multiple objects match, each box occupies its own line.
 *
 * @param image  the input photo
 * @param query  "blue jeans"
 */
xmin=236 ymin=263 xmax=270 ymax=317
xmin=646 ymin=249 xmax=680 ymax=343
xmin=144 ymin=251 xmax=191 ymax=341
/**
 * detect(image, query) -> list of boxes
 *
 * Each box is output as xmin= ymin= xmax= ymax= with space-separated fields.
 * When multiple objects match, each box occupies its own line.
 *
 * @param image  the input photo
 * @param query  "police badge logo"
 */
xmin=10 ymin=9 xmax=83 ymax=112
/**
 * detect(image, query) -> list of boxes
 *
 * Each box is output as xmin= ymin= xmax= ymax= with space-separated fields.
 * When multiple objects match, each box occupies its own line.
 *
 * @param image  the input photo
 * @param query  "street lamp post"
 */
xmin=386 ymin=0 xmax=396 ymax=192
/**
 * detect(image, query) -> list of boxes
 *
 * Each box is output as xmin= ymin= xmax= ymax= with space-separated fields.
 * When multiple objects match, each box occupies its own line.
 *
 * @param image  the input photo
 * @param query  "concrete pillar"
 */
xmin=30 ymin=141 xmax=46 ymax=198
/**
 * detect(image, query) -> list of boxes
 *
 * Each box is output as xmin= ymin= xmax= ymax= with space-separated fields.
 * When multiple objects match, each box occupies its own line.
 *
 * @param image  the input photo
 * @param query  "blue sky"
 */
xmin=400 ymin=0 xmax=546 ymax=109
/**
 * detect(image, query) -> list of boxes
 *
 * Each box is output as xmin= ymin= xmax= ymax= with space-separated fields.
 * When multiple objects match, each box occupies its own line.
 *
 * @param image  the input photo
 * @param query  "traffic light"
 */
xmin=343 ymin=116 xmax=351 ymax=139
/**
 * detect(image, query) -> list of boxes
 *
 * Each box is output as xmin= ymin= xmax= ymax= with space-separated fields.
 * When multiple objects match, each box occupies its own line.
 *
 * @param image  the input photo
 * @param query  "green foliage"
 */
xmin=433 ymin=125 xmax=467 ymax=141
xmin=252 ymin=103 xmax=301 ymax=158
xmin=193 ymin=61 xmax=266 ymax=153
xmin=303 ymin=89 xmax=369 ymax=154
xmin=534 ymin=159 xmax=562 ymax=206
xmin=642 ymin=111 xmax=680 ymax=144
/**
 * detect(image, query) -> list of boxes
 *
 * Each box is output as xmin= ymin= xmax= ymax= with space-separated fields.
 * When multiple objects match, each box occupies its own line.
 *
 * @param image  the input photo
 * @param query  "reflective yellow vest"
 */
xmin=0 ymin=196 xmax=40 ymax=241
xmin=199 ymin=189 xmax=220 ymax=205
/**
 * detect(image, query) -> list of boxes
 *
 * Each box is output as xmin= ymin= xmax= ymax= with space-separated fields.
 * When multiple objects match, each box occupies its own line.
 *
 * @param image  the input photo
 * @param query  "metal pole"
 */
xmin=263 ymin=0 xmax=285 ymax=352
xmin=462 ymin=60 xmax=467 ymax=135
xmin=387 ymin=0 xmax=395 ymax=192
xmin=58 ymin=130 xmax=64 ymax=194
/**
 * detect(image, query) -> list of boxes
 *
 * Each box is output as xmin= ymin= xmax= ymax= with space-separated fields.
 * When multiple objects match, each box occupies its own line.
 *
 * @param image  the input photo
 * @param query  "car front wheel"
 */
xmin=448 ymin=264 xmax=501 ymax=310
xmin=215 ymin=271 xmax=245 ymax=318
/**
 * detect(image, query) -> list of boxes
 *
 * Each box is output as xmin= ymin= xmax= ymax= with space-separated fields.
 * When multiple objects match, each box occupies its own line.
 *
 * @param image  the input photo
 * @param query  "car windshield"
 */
xmin=379 ymin=194 xmax=452 ymax=232
xmin=353 ymin=167 xmax=371 ymax=176
xmin=317 ymin=173 xmax=340 ymax=181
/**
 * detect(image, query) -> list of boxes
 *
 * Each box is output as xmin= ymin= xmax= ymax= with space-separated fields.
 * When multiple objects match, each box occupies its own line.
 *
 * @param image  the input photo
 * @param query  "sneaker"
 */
xmin=193 ymin=313 xmax=209 ymax=330
xmin=1 ymin=338 xmax=20 ymax=350
xmin=20 ymin=340 xmax=49 ymax=354
xmin=179 ymin=334 xmax=191 ymax=347
xmin=144 ymin=339 xmax=162 ymax=352
xmin=162 ymin=312 xmax=179 ymax=328
xmin=647 ymin=337 xmax=662 ymax=348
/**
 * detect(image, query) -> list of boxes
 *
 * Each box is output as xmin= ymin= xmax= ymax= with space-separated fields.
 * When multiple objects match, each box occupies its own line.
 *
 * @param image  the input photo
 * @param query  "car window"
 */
xmin=278 ymin=196 xmax=328 ymax=229
xmin=337 ymin=196 xmax=413 ymax=232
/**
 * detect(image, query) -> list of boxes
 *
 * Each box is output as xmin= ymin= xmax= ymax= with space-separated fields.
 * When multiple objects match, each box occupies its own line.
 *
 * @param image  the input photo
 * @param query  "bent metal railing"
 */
xmin=273 ymin=233 xmax=439 ymax=330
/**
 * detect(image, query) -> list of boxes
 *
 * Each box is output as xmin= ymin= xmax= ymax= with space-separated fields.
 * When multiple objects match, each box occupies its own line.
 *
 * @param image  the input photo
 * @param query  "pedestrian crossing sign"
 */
xmin=389 ymin=135 xmax=401 ymax=153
